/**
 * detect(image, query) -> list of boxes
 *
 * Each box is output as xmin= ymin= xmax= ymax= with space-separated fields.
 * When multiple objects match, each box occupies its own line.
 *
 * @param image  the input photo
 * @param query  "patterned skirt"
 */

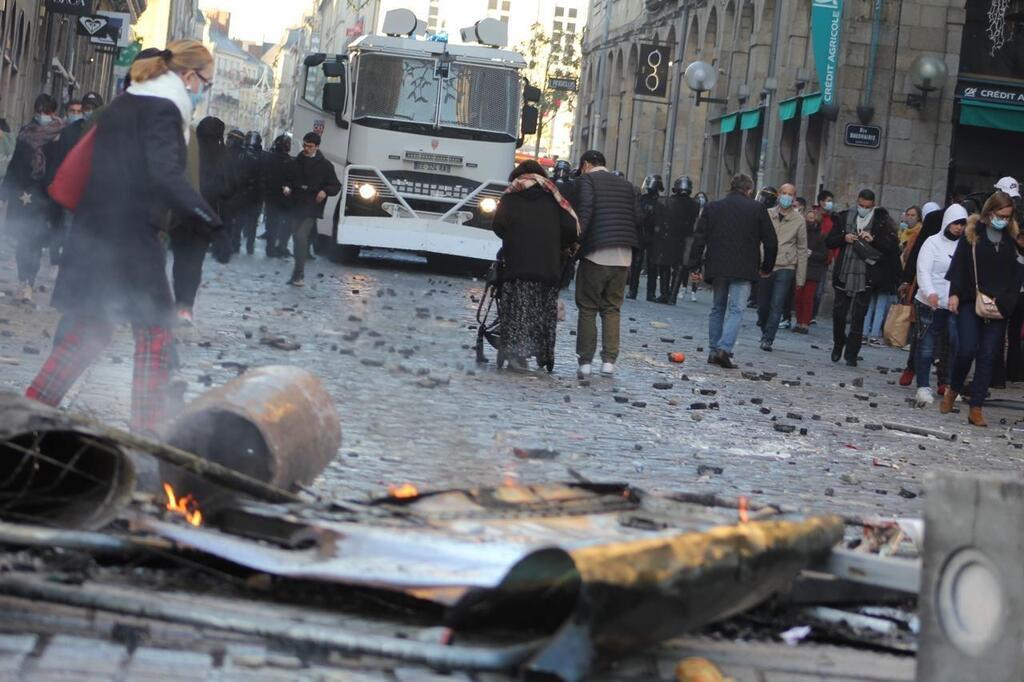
xmin=498 ymin=278 xmax=560 ymax=368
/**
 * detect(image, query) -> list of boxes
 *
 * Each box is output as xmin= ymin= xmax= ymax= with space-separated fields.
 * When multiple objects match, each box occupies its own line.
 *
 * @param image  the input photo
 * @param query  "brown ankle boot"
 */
xmin=968 ymin=407 xmax=988 ymax=427
xmin=939 ymin=390 xmax=958 ymax=414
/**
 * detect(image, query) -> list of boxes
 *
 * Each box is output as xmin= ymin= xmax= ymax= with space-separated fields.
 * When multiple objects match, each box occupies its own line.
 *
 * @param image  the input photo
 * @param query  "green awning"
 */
xmin=959 ymin=99 xmax=1024 ymax=133
xmin=719 ymin=113 xmax=738 ymax=134
xmin=801 ymin=93 xmax=822 ymax=117
xmin=740 ymin=108 xmax=763 ymax=130
xmin=779 ymin=97 xmax=799 ymax=122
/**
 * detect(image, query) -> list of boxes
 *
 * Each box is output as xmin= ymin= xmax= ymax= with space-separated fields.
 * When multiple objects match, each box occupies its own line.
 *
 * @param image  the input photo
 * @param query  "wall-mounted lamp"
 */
xmin=685 ymin=61 xmax=727 ymax=106
xmin=907 ymin=55 xmax=949 ymax=109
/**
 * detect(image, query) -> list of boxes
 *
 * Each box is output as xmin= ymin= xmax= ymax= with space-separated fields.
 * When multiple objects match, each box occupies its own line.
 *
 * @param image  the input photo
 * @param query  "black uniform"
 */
xmin=237 ymin=145 xmax=263 ymax=254
xmin=261 ymin=144 xmax=294 ymax=257
xmin=644 ymin=196 xmax=675 ymax=302
xmin=663 ymin=193 xmax=699 ymax=303
xmin=628 ymin=189 xmax=654 ymax=299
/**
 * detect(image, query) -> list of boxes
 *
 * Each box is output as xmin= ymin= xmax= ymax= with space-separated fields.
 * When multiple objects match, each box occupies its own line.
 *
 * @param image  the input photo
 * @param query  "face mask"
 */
xmin=991 ymin=217 xmax=1009 ymax=230
xmin=824 ymin=201 xmax=834 ymax=212
xmin=698 ymin=198 xmax=706 ymax=207
xmin=778 ymin=195 xmax=794 ymax=209
xmin=188 ymin=88 xmax=205 ymax=110
xmin=943 ymin=227 xmax=961 ymax=240
xmin=857 ymin=207 xmax=872 ymax=219
xmin=36 ymin=114 xmax=53 ymax=125
xmin=899 ymin=221 xmax=908 ymax=231
xmin=83 ymin=111 xmax=94 ymax=121
xmin=67 ymin=113 xmax=83 ymax=123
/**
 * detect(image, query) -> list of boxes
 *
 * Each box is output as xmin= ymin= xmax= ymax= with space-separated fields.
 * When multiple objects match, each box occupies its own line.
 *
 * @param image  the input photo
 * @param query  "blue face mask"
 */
xmin=857 ymin=207 xmax=872 ymax=219
xmin=67 ymin=113 xmax=84 ymax=123
xmin=36 ymin=114 xmax=53 ymax=125
xmin=824 ymin=201 xmax=834 ymax=212
xmin=778 ymin=195 xmax=794 ymax=209
xmin=899 ymin=221 xmax=908 ymax=231
xmin=188 ymin=88 xmax=205 ymax=110
xmin=991 ymin=217 xmax=1009 ymax=230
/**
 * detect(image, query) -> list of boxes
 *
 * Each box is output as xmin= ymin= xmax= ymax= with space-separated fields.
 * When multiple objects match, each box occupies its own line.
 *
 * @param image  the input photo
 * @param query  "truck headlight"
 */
xmin=479 ymin=197 xmax=498 ymax=214
xmin=358 ymin=184 xmax=378 ymax=201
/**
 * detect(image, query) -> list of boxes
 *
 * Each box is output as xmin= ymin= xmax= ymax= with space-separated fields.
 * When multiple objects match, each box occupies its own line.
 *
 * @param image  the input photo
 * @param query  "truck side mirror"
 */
xmin=323 ymin=60 xmax=345 ymax=78
xmin=323 ymin=82 xmax=346 ymax=114
xmin=523 ymin=85 xmax=541 ymax=104
xmin=521 ymin=105 xmax=539 ymax=136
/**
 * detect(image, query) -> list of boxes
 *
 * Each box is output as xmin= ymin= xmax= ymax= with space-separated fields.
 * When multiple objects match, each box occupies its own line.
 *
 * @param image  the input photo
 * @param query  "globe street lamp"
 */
xmin=907 ymin=55 xmax=949 ymax=109
xmin=685 ymin=61 xmax=727 ymax=106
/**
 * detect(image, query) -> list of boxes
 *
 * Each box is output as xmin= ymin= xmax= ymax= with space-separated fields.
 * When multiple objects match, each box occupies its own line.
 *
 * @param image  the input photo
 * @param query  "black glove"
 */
xmin=210 ymin=227 xmax=232 ymax=265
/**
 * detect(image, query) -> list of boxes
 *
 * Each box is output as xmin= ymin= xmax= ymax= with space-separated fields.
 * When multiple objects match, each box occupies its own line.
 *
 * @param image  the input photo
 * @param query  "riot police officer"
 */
xmin=662 ymin=176 xmax=700 ymax=304
xmin=629 ymin=174 xmax=663 ymax=300
xmin=552 ymin=159 xmax=577 ymax=208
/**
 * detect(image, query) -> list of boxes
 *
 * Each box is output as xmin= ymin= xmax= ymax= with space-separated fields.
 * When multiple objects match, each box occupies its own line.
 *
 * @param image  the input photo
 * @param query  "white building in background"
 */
xmin=263 ymin=23 xmax=313 ymax=141
xmin=202 ymin=12 xmax=275 ymax=140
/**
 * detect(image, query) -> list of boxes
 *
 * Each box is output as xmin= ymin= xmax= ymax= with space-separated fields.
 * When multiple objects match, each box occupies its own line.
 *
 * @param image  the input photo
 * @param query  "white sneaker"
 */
xmin=577 ymin=363 xmax=592 ymax=379
xmin=601 ymin=362 xmax=616 ymax=377
xmin=915 ymin=387 xmax=934 ymax=406
xmin=690 ymin=291 xmax=697 ymax=302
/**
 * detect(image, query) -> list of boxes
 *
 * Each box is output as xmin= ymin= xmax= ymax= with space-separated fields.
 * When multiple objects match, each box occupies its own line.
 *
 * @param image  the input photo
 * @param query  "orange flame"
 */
xmin=163 ymin=483 xmax=203 ymax=527
xmin=738 ymin=496 xmax=749 ymax=524
xmin=388 ymin=483 xmax=419 ymax=499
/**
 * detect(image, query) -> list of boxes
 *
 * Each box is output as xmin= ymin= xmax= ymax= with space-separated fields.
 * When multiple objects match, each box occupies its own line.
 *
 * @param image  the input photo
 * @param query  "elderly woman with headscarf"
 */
xmin=491 ymin=160 xmax=579 ymax=372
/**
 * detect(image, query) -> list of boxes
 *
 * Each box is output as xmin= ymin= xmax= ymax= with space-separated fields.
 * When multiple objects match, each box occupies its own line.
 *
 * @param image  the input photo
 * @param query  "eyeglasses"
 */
xmin=194 ymin=71 xmax=213 ymax=93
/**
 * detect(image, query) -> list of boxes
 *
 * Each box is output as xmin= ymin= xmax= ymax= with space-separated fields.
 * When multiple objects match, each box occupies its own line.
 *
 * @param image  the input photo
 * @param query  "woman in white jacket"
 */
xmin=913 ymin=204 xmax=967 ymax=405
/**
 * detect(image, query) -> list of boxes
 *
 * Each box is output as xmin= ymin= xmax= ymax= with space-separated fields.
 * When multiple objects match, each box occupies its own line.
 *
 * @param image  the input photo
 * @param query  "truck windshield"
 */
xmin=439 ymin=63 xmax=519 ymax=138
xmin=353 ymin=52 xmax=519 ymax=139
xmin=353 ymin=53 xmax=438 ymax=125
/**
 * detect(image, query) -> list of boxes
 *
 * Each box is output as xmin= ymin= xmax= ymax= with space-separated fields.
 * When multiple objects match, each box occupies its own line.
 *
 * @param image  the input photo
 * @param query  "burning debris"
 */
xmin=0 ymin=375 xmax=929 ymax=680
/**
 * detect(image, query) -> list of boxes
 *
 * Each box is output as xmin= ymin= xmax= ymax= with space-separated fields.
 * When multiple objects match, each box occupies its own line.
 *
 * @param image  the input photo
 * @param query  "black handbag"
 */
xmin=851 ymin=237 xmax=882 ymax=266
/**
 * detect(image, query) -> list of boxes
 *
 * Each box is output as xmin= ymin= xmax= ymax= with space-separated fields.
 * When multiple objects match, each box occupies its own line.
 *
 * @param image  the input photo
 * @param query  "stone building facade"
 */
xmin=576 ymin=0 xmax=1022 ymax=213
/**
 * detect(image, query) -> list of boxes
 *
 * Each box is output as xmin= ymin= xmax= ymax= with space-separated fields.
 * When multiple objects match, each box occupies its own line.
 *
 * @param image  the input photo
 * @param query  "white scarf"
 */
xmin=127 ymin=71 xmax=193 ymax=143
xmin=856 ymin=207 xmax=875 ymax=232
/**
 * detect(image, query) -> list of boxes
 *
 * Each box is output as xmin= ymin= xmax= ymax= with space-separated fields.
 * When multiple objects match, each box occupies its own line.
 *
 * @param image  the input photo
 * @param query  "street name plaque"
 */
xmin=844 ymin=123 xmax=881 ymax=149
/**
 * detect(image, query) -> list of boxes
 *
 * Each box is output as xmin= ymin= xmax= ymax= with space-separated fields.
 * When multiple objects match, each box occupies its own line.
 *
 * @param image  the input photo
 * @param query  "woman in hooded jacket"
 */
xmin=941 ymin=191 xmax=1023 ymax=427
xmin=491 ymin=160 xmax=579 ymax=371
xmin=25 ymin=40 xmax=224 ymax=437
xmin=2 ymin=94 xmax=64 ymax=303
xmin=170 ymin=115 xmax=235 ymax=325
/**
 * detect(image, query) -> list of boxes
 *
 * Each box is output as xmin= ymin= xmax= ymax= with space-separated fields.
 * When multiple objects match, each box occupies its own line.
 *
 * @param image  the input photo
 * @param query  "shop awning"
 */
xmin=740 ymin=108 xmax=763 ymax=130
xmin=959 ymin=99 xmax=1024 ymax=133
xmin=779 ymin=97 xmax=800 ymax=122
xmin=801 ymin=92 xmax=823 ymax=117
xmin=718 ymin=113 xmax=738 ymax=135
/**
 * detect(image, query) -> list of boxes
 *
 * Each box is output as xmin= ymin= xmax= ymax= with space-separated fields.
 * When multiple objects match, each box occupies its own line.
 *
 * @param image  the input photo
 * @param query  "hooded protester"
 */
xmin=25 ymin=40 xmax=225 ymax=437
xmin=491 ymin=160 xmax=579 ymax=371
xmin=261 ymin=134 xmax=294 ymax=258
xmin=170 ymin=116 xmax=237 ymax=324
xmin=2 ymin=94 xmax=63 ymax=303
xmin=942 ymin=191 xmax=1023 ymax=427
xmin=912 ymin=204 xmax=967 ymax=407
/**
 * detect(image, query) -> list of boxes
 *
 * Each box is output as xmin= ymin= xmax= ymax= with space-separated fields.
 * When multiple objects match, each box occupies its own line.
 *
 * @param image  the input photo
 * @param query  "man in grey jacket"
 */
xmin=574 ymin=150 xmax=642 ymax=379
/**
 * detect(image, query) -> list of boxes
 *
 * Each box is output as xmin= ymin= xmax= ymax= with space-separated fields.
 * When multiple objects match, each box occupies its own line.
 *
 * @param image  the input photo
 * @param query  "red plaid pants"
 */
xmin=26 ymin=317 xmax=175 ymax=434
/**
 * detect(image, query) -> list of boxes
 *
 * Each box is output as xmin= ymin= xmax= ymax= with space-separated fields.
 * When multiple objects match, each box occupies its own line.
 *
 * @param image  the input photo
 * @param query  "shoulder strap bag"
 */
xmin=973 ymin=241 xmax=1003 ymax=320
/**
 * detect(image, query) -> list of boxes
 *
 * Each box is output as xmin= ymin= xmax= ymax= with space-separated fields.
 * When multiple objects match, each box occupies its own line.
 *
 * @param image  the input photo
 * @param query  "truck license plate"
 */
xmin=413 ymin=162 xmax=452 ymax=172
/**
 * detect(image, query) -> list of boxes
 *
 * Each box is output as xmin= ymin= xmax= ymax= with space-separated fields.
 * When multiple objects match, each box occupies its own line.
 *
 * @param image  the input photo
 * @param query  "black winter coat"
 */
xmin=52 ymin=94 xmax=219 ymax=326
xmin=555 ymin=178 xmax=578 ymax=210
xmin=286 ymin=151 xmax=341 ymax=220
xmin=45 ymin=119 xmax=88 ymax=187
xmin=946 ymin=223 xmax=1022 ymax=319
xmin=688 ymin=190 xmax=778 ymax=282
xmin=805 ymin=220 xmax=828 ymax=283
xmin=826 ymin=208 xmax=900 ymax=292
xmin=492 ymin=186 xmax=578 ymax=285
xmin=576 ymin=170 xmax=642 ymax=256
xmin=657 ymin=194 xmax=698 ymax=266
xmin=261 ymin=149 xmax=294 ymax=209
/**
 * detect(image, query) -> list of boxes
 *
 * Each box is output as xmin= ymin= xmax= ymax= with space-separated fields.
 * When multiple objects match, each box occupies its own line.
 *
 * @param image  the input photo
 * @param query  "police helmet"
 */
xmin=553 ymin=160 xmax=573 ymax=182
xmin=672 ymin=176 xmax=693 ymax=196
xmin=642 ymin=174 xmax=665 ymax=195
xmin=245 ymin=131 xmax=263 ymax=151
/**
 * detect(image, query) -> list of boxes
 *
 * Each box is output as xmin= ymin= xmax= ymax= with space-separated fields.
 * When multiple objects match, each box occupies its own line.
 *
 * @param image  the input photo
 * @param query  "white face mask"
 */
xmin=857 ymin=206 xmax=872 ymax=219
xmin=36 ymin=114 xmax=53 ymax=125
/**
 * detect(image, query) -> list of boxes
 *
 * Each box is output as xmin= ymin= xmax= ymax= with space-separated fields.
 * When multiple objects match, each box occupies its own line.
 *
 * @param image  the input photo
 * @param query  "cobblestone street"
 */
xmin=2 ymin=243 xmax=1021 ymax=521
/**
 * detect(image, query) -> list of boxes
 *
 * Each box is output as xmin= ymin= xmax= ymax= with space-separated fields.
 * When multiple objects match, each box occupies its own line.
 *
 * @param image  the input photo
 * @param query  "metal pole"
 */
xmin=535 ymin=50 xmax=554 ymax=159
xmin=662 ymin=2 xmax=691 ymax=182
xmin=756 ymin=0 xmax=784 ymax=187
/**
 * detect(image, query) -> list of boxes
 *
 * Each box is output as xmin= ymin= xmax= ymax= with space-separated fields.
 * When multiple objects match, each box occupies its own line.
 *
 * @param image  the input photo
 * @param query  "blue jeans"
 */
xmin=863 ymin=292 xmax=894 ymax=338
xmin=915 ymin=302 xmax=958 ymax=389
xmin=951 ymin=306 xmax=1007 ymax=407
xmin=756 ymin=269 xmax=795 ymax=345
xmin=710 ymin=278 xmax=752 ymax=355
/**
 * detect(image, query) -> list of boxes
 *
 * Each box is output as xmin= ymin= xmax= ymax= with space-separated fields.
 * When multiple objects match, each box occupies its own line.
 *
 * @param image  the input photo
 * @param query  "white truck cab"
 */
xmin=292 ymin=10 xmax=540 ymax=266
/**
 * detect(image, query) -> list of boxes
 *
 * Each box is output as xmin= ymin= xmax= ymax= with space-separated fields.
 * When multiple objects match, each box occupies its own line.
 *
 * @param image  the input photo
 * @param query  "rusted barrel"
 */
xmin=163 ymin=366 xmax=340 ymax=507
xmin=0 ymin=393 xmax=135 ymax=530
